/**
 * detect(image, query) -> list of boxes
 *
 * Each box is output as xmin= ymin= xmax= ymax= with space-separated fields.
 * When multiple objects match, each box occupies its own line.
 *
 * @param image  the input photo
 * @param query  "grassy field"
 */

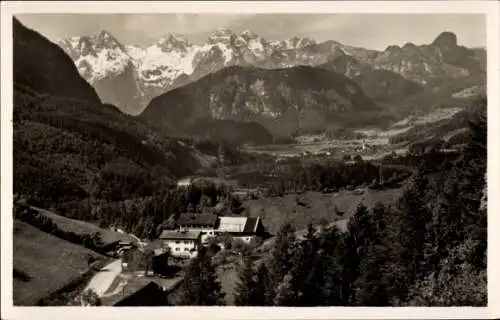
xmin=30 ymin=205 xmax=136 ymax=245
xmin=243 ymin=187 xmax=404 ymax=235
xmin=13 ymin=220 xmax=107 ymax=306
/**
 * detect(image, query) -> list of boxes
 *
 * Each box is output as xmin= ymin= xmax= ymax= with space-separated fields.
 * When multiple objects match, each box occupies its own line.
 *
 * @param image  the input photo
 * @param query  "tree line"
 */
xmin=264 ymin=160 xmax=410 ymax=196
xmin=14 ymin=204 xmax=105 ymax=254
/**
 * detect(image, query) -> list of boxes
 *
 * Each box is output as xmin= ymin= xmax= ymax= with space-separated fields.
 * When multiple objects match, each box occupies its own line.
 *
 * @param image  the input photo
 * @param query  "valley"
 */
xmin=9 ymin=14 xmax=487 ymax=308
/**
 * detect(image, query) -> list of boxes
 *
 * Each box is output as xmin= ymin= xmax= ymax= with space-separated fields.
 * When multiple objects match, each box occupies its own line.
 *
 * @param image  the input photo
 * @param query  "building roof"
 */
xmin=243 ymin=217 xmax=261 ymax=233
xmin=218 ymin=216 xmax=261 ymax=234
xmin=218 ymin=216 xmax=247 ymax=232
xmin=113 ymin=281 xmax=167 ymax=306
xmin=177 ymin=213 xmax=218 ymax=227
xmin=159 ymin=230 xmax=201 ymax=240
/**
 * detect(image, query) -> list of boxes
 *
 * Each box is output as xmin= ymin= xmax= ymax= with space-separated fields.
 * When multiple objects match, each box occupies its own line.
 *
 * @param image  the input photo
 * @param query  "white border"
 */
xmin=1 ymin=1 xmax=499 ymax=319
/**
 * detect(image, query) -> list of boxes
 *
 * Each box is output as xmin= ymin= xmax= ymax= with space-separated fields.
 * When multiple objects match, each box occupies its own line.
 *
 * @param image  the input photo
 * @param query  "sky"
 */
xmin=16 ymin=13 xmax=486 ymax=50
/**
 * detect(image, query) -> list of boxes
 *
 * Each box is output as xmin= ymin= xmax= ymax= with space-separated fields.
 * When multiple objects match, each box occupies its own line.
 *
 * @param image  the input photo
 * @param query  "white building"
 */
xmin=177 ymin=176 xmax=194 ymax=188
xmin=217 ymin=216 xmax=265 ymax=244
xmin=158 ymin=230 xmax=202 ymax=259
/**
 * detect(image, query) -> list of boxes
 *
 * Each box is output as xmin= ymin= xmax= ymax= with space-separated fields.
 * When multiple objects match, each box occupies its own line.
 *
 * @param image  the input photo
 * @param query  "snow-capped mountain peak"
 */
xmin=92 ymin=30 xmax=124 ymax=50
xmin=207 ymin=27 xmax=237 ymax=45
xmin=240 ymin=29 xmax=260 ymax=40
xmin=56 ymin=28 xmax=357 ymax=114
xmin=95 ymin=30 xmax=113 ymax=40
xmin=57 ymin=28 xmax=482 ymax=116
xmin=157 ymin=33 xmax=193 ymax=50
xmin=57 ymin=30 xmax=132 ymax=83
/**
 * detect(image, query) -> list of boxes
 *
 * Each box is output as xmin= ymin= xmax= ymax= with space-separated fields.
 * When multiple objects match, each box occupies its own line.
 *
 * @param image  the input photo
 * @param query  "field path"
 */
xmin=84 ymin=259 xmax=122 ymax=297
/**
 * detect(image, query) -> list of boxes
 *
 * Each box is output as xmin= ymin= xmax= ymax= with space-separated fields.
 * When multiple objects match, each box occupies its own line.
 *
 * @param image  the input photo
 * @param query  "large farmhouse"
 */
xmin=176 ymin=213 xmax=219 ymax=244
xmin=148 ymin=212 xmax=267 ymax=260
xmin=158 ymin=230 xmax=202 ymax=259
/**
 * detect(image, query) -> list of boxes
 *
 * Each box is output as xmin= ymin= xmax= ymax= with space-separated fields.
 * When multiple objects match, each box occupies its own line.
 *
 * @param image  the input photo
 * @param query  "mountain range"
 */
xmin=57 ymin=28 xmax=486 ymax=116
xmin=57 ymin=28 xmax=317 ymax=115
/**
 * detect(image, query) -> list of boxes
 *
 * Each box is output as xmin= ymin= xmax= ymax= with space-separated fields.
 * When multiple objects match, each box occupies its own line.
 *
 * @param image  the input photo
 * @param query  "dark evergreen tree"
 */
xmin=234 ymin=257 xmax=258 ymax=306
xmin=287 ymin=224 xmax=321 ymax=306
xmin=392 ymin=170 xmax=433 ymax=301
xmin=351 ymin=203 xmax=392 ymax=306
xmin=274 ymin=273 xmax=296 ymax=306
xmin=254 ymin=262 xmax=274 ymax=306
xmin=268 ymin=222 xmax=297 ymax=291
xmin=176 ymin=247 xmax=225 ymax=306
xmin=315 ymin=226 xmax=345 ymax=305
xmin=143 ymin=249 xmax=155 ymax=276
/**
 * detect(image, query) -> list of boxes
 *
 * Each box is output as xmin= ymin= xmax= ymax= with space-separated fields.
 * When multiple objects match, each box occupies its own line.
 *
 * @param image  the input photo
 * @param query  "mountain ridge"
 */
xmin=56 ymin=28 xmax=485 ymax=115
xmin=140 ymin=64 xmax=385 ymax=138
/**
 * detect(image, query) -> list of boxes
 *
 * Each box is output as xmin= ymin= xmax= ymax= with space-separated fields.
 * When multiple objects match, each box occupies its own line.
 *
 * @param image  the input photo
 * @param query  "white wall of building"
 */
xmin=179 ymin=227 xmax=216 ymax=244
xmin=163 ymin=239 xmax=199 ymax=258
xmin=234 ymin=235 xmax=255 ymax=244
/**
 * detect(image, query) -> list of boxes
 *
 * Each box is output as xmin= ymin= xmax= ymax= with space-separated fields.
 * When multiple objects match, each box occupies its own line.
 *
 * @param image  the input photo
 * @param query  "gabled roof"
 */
xmin=243 ymin=217 xmax=261 ymax=233
xmin=159 ymin=230 xmax=201 ymax=240
xmin=218 ymin=216 xmax=262 ymax=234
xmin=177 ymin=213 xmax=218 ymax=227
xmin=218 ymin=216 xmax=247 ymax=232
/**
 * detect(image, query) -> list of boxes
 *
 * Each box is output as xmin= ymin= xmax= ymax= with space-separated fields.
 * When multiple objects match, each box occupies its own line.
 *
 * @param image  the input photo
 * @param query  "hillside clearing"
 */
xmin=243 ymin=188 xmax=404 ymax=235
xmin=30 ymin=205 xmax=136 ymax=245
xmin=13 ymin=220 xmax=107 ymax=306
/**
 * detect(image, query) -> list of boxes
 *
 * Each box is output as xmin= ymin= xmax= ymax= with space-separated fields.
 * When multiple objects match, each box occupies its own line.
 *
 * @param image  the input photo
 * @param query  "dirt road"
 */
xmin=84 ymin=259 xmax=122 ymax=297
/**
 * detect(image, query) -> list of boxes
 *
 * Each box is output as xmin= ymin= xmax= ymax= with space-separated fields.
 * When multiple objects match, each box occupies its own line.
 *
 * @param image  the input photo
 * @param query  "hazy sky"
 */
xmin=16 ymin=13 xmax=486 ymax=50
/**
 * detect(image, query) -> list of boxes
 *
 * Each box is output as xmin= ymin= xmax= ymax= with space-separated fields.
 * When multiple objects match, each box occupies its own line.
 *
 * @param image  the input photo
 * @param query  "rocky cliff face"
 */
xmin=369 ymin=32 xmax=483 ymax=84
xmin=318 ymin=53 xmax=424 ymax=102
xmin=140 ymin=65 xmax=381 ymax=137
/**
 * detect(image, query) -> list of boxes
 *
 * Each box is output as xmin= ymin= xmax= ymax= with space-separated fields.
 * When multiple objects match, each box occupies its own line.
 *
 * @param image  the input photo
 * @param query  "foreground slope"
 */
xmin=13 ymin=220 xmax=107 ymax=306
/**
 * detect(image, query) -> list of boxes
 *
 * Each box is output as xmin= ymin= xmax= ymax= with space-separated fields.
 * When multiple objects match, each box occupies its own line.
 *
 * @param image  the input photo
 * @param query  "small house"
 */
xmin=217 ymin=216 xmax=265 ymax=243
xmin=177 ymin=176 xmax=193 ymax=188
xmin=159 ymin=230 xmax=202 ymax=259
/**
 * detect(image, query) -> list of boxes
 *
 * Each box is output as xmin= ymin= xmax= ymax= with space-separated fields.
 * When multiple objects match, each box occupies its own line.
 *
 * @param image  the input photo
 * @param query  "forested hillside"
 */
xmin=230 ymin=97 xmax=487 ymax=306
xmin=12 ymin=18 xmax=245 ymax=239
xmin=176 ymin=98 xmax=487 ymax=307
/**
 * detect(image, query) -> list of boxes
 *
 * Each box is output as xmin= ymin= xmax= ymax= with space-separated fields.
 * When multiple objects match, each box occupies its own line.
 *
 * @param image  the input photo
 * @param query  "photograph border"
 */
xmin=1 ymin=1 xmax=499 ymax=319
